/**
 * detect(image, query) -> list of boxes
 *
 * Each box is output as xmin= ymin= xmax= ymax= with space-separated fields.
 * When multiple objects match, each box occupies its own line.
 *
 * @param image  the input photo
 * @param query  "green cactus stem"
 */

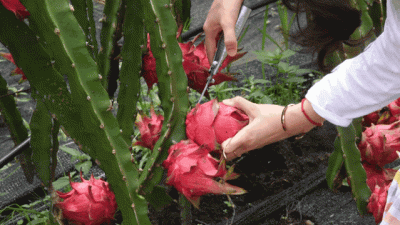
xmin=368 ymin=0 xmax=385 ymax=36
xmin=30 ymin=100 xmax=53 ymax=187
xmin=0 ymin=73 xmax=34 ymax=183
xmin=116 ymin=0 xmax=144 ymax=145
xmin=87 ymin=0 xmax=99 ymax=61
xmin=98 ymin=0 xmax=121 ymax=90
xmin=326 ymin=136 xmax=346 ymax=190
xmin=69 ymin=0 xmax=93 ymax=59
xmin=337 ymin=124 xmax=371 ymax=215
xmin=138 ymin=0 xmax=189 ymax=196
xmin=172 ymin=0 xmax=191 ymax=40
xmin=51 ymin=117 xmax=60 ymax=185
xmin=0 ymin=3 xmax=149 ymax=224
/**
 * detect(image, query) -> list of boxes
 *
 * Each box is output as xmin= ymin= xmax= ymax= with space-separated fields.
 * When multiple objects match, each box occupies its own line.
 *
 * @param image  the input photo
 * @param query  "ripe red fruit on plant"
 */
xmin=0 ymin=0 xmax=30 ymax=20
xmin=388 ymin=97 xmax=400 ymax=117
xmin=0 ymin=52 xmax=27 ymax=81
xmin=162 ymin=140 xmax=245 ymax=208
xmin=186 ymin=99 xmax=249 ymax=150
xmin=55 ymin=173 xmax=118 ymax=225
xmin=362 ymin=110 xmax=380 ymax=127
xmin=367 ymin=183 xmax=390 ymax=224
xmin=142 ymin=34 xmax=246 ymax=97
xmin=358 ymin=121 xmax=400 ymax=167
xmin=361 ymin=164 xmax=395 ymax=224
xmin=133 ymin=107 xmax=164 ymax=150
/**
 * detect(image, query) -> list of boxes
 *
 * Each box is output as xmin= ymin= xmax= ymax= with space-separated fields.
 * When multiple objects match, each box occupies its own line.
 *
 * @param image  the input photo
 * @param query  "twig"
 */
xmin=0 ymin=88 xmax=31 ymax=99
xmin=226 ymin=195 xmax=236 ymax=225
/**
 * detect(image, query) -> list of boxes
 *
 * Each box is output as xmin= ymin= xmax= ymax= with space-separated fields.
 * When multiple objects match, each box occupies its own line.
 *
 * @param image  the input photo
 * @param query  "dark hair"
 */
xmin=281 ymin=0 xmax=372 ymax=72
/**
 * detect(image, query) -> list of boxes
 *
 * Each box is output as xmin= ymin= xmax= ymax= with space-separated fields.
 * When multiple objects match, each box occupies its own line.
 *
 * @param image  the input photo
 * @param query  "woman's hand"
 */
xmin=221 ymin=97 xmax=324 ymax=161
xmin=203 ymin=0 xmax=244 ymax=64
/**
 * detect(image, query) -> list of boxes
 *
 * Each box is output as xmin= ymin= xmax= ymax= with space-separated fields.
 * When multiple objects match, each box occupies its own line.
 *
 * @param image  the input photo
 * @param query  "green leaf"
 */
xmin=285 ymin=76 xmax=306 ymax=83
xmin=280 ymin=49 xmax=295 ymax=59
xmin=52 ymin=172 xmax=76 ymax=190
xmin=75 ymin=161 xmax=92 ymax=175
xmin=59 ymin=145 xmax=82 ymax=157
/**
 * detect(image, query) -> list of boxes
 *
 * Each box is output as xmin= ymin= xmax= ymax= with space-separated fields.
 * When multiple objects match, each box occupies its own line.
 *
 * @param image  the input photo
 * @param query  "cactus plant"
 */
xmin=0 ymin=0 xmax=191 ymax=223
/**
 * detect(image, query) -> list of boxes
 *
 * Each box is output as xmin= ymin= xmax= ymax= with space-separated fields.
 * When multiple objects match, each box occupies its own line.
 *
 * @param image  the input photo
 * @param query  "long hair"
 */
xmin=281 ymin=0 xmax=372 ymax=72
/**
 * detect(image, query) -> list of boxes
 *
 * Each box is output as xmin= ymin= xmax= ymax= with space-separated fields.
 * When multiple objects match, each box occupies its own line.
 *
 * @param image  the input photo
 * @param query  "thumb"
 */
xmin=222 ymin=26 xmax=237 ymax=57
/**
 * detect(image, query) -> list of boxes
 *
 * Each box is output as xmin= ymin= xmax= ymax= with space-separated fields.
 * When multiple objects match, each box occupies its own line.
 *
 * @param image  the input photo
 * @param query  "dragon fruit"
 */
xmin=0 ymin=0 xmax=30 ymax=20
xmin=367 ymin=182 xmax=391 ymax=224
xmin=162 ymin=140 xmax=245 ymax=208
xmin=55 ymin=173 xmax=118 ymax=225
xmin=0 ymin=52 xmax=27 ymax=81
xmin=388 ymin=97 xmax=400 ymax=117
xmin=363 ymin=110 xmax=380 ymax=127
xmin=185 ymin=99 xmax=249 ymax=150
xmin=363 ymin=163 xmax=395 ymax=191
xmin=142 ymin=33 xmax=246 ymax=97
xmin=360 ymin=164 xmax=395 ymax=224
xmin=133 ymin=107 xmax=164 ymax=150
xmin=358 ymin=121 xmax=400 ymax=167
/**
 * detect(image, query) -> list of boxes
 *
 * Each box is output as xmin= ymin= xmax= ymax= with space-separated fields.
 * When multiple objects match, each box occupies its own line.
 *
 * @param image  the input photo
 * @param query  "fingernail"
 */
xmin=222 ymin=99 xmax=232 ymax=105
xmin=227 ymin=49 xmax=236 ymax=56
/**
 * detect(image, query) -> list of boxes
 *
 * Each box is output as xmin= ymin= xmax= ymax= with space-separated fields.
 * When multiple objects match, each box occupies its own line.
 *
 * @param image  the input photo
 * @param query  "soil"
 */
xmin=146 ymin=123 xmax=337 ymax=225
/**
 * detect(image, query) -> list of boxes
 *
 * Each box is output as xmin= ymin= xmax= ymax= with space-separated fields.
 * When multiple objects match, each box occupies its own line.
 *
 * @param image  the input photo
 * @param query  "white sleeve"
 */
xmin=305 ymin=0 xmax=400 ymax=127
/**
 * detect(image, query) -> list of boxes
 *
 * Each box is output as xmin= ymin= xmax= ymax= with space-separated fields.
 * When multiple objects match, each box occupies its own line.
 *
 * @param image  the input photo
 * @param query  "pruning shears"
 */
xmin=198 ymin=5 xmax=252 ymax=104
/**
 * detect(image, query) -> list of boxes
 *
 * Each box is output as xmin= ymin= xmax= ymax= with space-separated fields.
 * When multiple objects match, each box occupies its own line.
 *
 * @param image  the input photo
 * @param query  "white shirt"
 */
xmin=305 ymin=0 xmax=400 ymax=127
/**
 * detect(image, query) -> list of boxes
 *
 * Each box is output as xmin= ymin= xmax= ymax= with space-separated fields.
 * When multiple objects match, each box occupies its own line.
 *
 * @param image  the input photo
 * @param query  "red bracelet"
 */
xmin=301 ymin=98 xmax=323 ymax=127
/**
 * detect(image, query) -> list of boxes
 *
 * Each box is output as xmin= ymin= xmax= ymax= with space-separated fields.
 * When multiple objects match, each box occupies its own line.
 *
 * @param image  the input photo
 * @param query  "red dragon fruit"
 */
xmin=0 ymin=0 xmax=30 ymax=20
xmin=367 ymin=182 xmax=391 ymax=224
xmin=388 ymin=97 xmax=400 ymax=117
xmin=186 ymin=99 xmax=249 ymax=150
xmin=361 ymin=164 xmax=395 ymax=224
xmin=133 ymin=107 xmax=164 ymax=150
xmin=363 ymin=110 xmax=380 ymax=127
xmin=162 ymin=139 xmax=245 ymax=208
xmin=363 ymin=163 xmax=396 ymax=191
xmin=55 ymin=173 xmax=118 ymax=225
xmin=142 ymin=33 xmax=246 ymax=97
xmin=0 ymin=52 xmax=27 ymax=81
xmin=358 ymin=121 xmax=400 ymax=167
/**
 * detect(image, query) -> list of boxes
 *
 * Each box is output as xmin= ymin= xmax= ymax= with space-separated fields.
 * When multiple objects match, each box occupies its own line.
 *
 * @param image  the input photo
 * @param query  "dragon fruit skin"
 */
xmin=186 ymin=99 xmax=249 ymax=150
xmin=388 ymin=97 xmax=400 ymax=117
xmin=367 ymin=183 xmax=390 ymax=224
xmin=363 ymin=110 xmax=380 ymax=127
xmin=362 ymin=164 xmax=395 ymax=224
xmin=55 ymin=173 xmax=118 ymax=225
xmin=133 ymin=107 xmax=164 ymax=150
xmin=162 ymin=140 xmax=245 ymax=208
xmin=358 ymin=121 xmax=400 ymax=167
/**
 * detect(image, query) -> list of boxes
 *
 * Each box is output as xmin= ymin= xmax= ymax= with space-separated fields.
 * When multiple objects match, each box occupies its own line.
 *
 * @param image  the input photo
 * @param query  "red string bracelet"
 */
xmin=301 ymin=98 xmax=323 ymax=127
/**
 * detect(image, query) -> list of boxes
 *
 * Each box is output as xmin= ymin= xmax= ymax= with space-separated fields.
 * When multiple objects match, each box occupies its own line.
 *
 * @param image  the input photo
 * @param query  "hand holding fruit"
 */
xmin=221 ymin=97 xmax=325 ymax=161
